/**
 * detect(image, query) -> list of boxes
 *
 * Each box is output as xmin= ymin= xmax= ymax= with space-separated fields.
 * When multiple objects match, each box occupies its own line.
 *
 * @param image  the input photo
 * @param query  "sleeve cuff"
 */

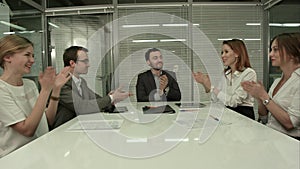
xmin=258 ymin=115 xmax=268 ymax=124
xmin=109 ymin=94 xmax=114 ymax=103
xmin=210 ymin=86 xmax=214 ymax=93
xmin=216 ymin=90 xmax=226 ymax=103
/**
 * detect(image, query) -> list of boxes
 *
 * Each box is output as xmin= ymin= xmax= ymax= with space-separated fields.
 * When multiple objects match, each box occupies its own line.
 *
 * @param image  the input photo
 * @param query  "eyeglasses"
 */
xmin=77 ymin=59 xmax=89 ymax=64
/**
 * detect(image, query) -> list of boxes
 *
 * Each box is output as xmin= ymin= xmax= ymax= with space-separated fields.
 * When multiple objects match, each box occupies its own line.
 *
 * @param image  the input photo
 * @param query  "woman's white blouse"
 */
xmin=0 ymin=79 xmax=48 ymax=157
xmin=267 ymin=68 xmax=300 ymax=137
xmin=212 ymin=67 xmax=257 ymax=108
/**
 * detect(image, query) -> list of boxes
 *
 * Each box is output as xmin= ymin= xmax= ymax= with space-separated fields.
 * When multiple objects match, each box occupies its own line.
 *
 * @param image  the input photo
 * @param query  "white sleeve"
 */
xmin=216 ymin=69 xmax=257 ymax=107
xmin=0 ymin=86 xmax=26 ymax=127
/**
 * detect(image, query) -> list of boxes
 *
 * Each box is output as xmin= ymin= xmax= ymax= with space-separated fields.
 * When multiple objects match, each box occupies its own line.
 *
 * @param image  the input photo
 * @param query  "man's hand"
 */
xmin=159 ymin=74 xmax=168 ymax=92
xmin=111 ymin=86 xmax=132 ymax=103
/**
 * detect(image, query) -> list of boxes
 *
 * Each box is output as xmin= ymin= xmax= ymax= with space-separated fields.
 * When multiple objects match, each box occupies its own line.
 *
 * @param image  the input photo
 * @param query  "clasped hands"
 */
xmin=241 ymin=81 xmax=267 ymax=99
xmin=38 ymin=66 xmax=71 ymax=92
xmin=159 ymin=75 xmax=168 ymax=96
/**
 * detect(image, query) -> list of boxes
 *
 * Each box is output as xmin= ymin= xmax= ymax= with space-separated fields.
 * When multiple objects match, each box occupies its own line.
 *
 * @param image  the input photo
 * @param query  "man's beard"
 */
xmin=153 ymin=68 xmax=161 ymax=71
xmin=151 ymin=62 xmax=163 ymax=71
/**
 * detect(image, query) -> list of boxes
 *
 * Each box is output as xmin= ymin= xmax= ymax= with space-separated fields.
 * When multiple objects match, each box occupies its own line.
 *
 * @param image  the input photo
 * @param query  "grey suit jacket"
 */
xmin=51 ymin=78 xmax=113 ymax=129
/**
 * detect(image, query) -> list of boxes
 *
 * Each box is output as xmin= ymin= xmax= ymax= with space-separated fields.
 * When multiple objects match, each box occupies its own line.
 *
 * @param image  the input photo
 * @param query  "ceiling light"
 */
xmin=0 ymin=21 xmax=26 ymax=31
xmin=48 ymin=22 xmax=60 ymax=28
xmin=269 ymin=23 xmax=300 ymax=27
xmin=162 ymin=24 xmax=188 ymax=27
xmin=19 ymin=31 xmax=35 ymax=34
xmin=3 ymin=32 xmax=15 ymax=35
xmin=122 ymin=23 xmax=199 ymax=28
xmin=218 ymin=38 xmax=260 ymax=41
xmin=246 ymin=23 xmax=261 ymax=26
xmin=160 ymin=39 xmax=186 ymax=42
xmin=269 ymin=23 xmax=282 ymax=27
xmin=282 ymin=23 xmax=300 ymax=27
xmin=217 ymin=38 xmax=238 ymax=41
xmin=165 ymin=138 xmax=189 ymax=142
xmin=132 ymin=40 xmax=158 ymax=43
xmin=122 ymin=24 xmax=160 ymax=28
xmin=244 ymin=38 xmax=261 ymax=41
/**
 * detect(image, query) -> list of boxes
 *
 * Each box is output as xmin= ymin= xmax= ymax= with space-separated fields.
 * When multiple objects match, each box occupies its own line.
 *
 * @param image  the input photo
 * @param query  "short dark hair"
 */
xmin=145 ymin=48 xmax=160 ymax=61
xmin=63 ymin=46 xmax=88 ymax=67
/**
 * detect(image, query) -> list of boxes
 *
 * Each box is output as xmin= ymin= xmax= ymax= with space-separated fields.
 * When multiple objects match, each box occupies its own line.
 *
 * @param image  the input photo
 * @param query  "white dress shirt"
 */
xmin=153 ymin=74 xmax=162 ymax=101
xmin=72 ymin=76 xmax=82 ymax=96
xmin=212 ymin=67 xmax=257 ymax=107
xmin=267 ymin=68 xmax=300 ymax=137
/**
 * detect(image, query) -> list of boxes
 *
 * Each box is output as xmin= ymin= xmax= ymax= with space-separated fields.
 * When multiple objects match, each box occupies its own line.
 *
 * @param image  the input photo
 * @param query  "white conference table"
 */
xmin=0 ymin=102 xmax=299 ymax=169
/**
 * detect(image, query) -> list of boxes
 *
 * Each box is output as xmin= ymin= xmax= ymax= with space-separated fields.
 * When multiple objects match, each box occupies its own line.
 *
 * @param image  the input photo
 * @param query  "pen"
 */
xmin=209 ymin=115 xmax=219 ymax=121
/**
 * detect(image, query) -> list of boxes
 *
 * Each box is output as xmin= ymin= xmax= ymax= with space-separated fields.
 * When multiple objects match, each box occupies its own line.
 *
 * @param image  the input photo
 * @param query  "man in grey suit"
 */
xmin=136 ymin=48 xmax=181 ymax=102
xmin=51 ymin=46 xmax=130 ymax=129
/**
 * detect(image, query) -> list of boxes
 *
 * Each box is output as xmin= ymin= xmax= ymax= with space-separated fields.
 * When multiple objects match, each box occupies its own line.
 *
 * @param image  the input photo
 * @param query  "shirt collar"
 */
xmin=151 ymin=69 xmax=163 ymax=77
xmin=280 ymin=67 xmax=300 ymax=78
xmin=225 ymin=68 xmax=246 ymax=78
xmin=232 ymin=70 xmax=242 ymax=77
xmin=294 ymin=67 xmax=300 ymax=76
xmin=72 ymin=75 xmax=81 ymax=85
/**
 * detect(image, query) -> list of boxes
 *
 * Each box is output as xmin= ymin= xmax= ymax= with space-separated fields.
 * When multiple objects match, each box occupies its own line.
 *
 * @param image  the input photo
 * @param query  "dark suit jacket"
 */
xmin=51 ymin=78 xmax=113 ymax=129
xmin=136 ymin=70 xmax=181 ymax=102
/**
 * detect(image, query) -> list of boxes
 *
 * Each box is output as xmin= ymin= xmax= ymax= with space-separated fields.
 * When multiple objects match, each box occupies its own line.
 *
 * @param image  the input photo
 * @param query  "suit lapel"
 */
xmin=68 ymin=79 xmax=83 ymax=98
xmin=146 ymin=70 xmax=157 ymax=91
xmin=80 ymin=79 xmax=90 ymax=99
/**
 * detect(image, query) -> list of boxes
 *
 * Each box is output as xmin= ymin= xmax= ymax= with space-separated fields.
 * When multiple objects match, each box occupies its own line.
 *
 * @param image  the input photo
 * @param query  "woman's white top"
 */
xmin=0 ymin=78 xmax=48 ymax=157
xmin=212 ymin=67 xmax=257 ymax=107
xmin=267 ymin=68 xmax=300 ymax=137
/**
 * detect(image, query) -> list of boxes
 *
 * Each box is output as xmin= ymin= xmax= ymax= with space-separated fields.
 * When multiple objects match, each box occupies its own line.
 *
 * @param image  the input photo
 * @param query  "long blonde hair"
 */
xmin=0 ymin=35 xmax=33 ymax=69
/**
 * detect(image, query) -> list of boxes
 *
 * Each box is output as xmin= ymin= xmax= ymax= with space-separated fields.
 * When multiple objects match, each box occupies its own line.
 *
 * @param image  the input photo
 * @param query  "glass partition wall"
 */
xmin=0 ymin=0 xmax=298 ymax=104
xmin=0 ymin=1 xmax=44 ymax=87
xmin=48 ymin=14 xmax=113 ymax=96
xmin=268 ymin=2 xmax=300 ymax=87
xmin=46 ymin=1 xmax=264 ymax=104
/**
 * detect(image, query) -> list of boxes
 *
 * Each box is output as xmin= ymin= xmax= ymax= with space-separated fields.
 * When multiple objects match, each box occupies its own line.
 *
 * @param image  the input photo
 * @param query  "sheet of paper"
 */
xmin=67 ymin=120 xmax=123 ymax=131
xmin=174 ymin=118 xmax=232 ymax=129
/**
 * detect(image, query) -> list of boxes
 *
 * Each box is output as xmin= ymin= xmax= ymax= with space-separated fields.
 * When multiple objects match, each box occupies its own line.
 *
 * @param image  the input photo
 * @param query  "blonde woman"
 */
xmin=0 ymin=35 xmax=71 ymax=157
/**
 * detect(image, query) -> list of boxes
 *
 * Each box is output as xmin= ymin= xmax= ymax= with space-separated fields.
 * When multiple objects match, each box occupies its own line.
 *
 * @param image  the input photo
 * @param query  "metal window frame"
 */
xmin=21 ymin=0 xmax=273 ymax=91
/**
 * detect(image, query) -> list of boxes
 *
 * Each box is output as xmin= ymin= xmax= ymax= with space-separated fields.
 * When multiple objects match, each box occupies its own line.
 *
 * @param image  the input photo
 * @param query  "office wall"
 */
xmin=48 ymin=3 xmax=263 ymax=103
xmin=115 ymin=3 xmax=263 ymax=102
xmin=268 ymin=4 xmax=300 ymax=87
xmin=0 ymin=3 xmax=9 ymax=75
xmin=0 ymin=3 xmax=43 ymax=83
